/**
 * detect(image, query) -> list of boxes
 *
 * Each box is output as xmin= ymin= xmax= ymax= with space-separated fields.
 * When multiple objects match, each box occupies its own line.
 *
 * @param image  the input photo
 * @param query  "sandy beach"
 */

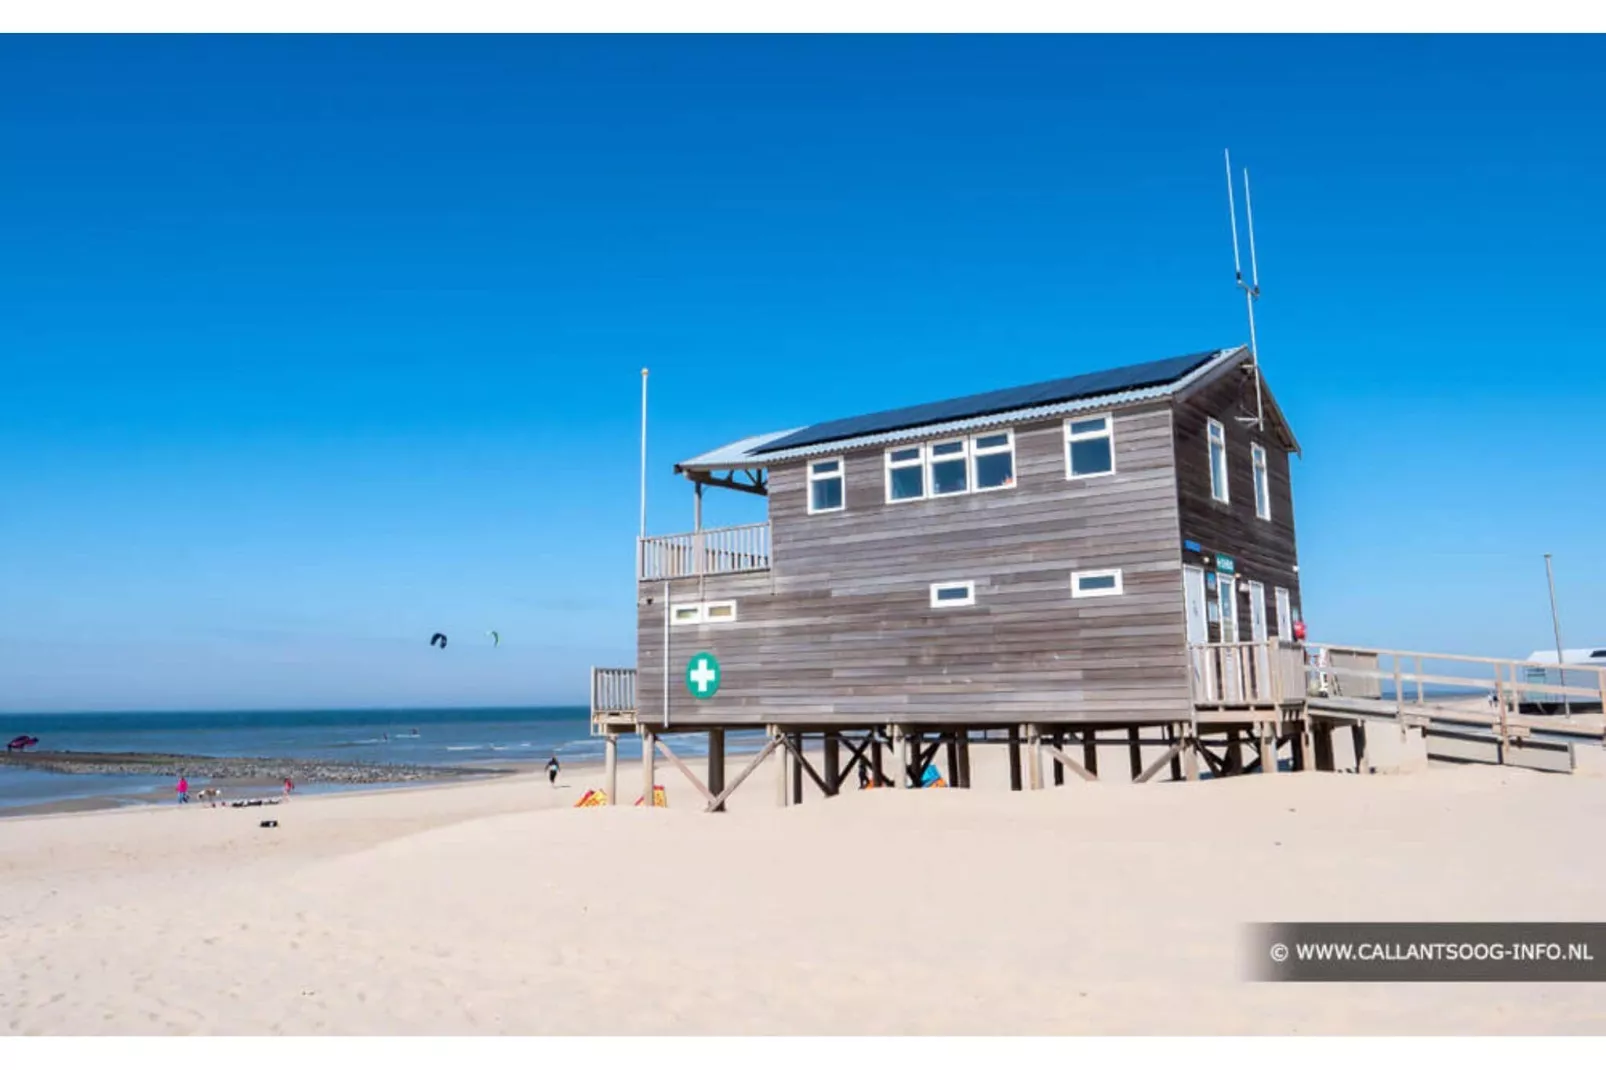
xmin=3 ymin=744 xmax=1605 ymax=1035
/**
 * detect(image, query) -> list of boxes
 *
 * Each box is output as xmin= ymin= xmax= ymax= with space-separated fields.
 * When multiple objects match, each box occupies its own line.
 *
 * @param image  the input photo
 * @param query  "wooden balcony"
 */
xmin=1189 ymin=640 xmax=1308 ymax=713
xmin=638 ymin=522 xmax=771 ymax=582
xmin=590 ymin=666 xmax=637 ymax=734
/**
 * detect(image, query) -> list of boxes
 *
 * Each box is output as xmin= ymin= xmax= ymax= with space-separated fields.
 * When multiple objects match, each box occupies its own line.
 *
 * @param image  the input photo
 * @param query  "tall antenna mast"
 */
xmin=1223 ymin=149 xmax=1265 ymax=432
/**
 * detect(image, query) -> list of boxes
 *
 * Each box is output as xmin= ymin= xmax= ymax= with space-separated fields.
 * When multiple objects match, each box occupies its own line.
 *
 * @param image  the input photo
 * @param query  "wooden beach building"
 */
xmin=592 ymin=344 xmax=1317 ymax=806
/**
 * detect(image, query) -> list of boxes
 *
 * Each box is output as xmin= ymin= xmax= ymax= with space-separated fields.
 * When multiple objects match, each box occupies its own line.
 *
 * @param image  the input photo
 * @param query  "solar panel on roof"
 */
xmin=755 ymin=349 xmax=1222 ymax=454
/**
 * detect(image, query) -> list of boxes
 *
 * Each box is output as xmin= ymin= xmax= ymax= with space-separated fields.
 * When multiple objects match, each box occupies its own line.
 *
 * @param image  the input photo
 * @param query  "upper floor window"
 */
xmin=1251 ymin=442 xmax=1270 ymax=521
xmin=807 ymin=458 xmax=844 ymax=514
xmin=929 ymin=439 xmax=969 ymax=496
xmin=1065 ymin=414 xmax=1115 ymax=478
xmin=886 ymin=445 xmax=925 ymax=502
xmin=884 ymin=430 xmax=1014 ymax=502
xmin=972 ymin=431 xmax=1015 ymax=491
xmin=1207 ymin=419 xmax=1229 ymax=503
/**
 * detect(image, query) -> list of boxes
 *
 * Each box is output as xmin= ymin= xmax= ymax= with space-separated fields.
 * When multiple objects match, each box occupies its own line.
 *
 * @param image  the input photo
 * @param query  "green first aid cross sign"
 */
xmin=685 ymin=652 xmax=721 ymax=699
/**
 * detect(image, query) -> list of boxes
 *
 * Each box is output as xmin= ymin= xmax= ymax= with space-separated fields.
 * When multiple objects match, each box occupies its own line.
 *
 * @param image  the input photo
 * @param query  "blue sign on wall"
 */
xmin=1216 ymin=554 xmax=1236 ymax=575
xmin=1183 ymin=539 xmax=1203 ymax=553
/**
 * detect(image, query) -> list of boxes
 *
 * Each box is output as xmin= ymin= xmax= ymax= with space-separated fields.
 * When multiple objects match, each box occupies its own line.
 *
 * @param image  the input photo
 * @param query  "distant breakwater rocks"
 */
xmin=0 ymin=750 xmax=513 ymax=784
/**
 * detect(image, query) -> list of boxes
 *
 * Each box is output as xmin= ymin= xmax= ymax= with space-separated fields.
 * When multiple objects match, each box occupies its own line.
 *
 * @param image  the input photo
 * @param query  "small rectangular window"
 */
xmin=672 ymin=601 xmax=738 ymax=625
xmin=971 ymin=430 xmax=1015 ymax=491
xmin=808 ymin=457 xmax=844 ymax=514
xmin=886 ymin=445 xmax=926 ymax=502
xmin=1065 ymin=414 xmax=1115 ymax=478
xmin=1071 ymin=569 xmax=1123 ymax=598
xmin=930 ymin=581 xmax=976 ymax=608
xmin=1251 ymin=442 xmax=1270 ymax=521
xmin=1208 ymin=419 xmax=1229 ymax=503
xmin=928 ymin=439 xmax=969 ymax=496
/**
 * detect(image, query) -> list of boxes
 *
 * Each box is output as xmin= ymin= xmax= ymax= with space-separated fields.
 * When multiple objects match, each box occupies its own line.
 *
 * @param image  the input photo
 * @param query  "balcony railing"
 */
xmin=638 ymin=522 xmax=771 ymax=582
xmin=1189 ymin=640 xmax=1308 ymax=708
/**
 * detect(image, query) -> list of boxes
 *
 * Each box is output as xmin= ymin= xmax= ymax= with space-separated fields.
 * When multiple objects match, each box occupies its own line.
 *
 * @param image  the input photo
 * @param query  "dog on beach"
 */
xmin=194 ymin=787 xmax=223 ymax=806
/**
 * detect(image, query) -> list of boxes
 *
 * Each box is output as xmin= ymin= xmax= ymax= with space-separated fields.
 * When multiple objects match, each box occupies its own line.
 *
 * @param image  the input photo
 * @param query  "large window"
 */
xmin=1071 ymin=568 xmax=1124 ymax=598
xmin=1065 ymin=414 xmax=1115 ymax=478
xmin=807 ymin=457 xmax=844 ymax=514
xmin=884 ymin=430 xmax=1014 ymax=503
xmin=972 ymin=431 xmax=1015 ymax=491
xmin=928 ymin=439 xmax=969 ymax=496
xmin=1251 ymin=442 xmax=1270 ymax=521
xmin=886 ymin=445 xmax=925 ymax=502
xmin=1208 ymin=419 xmax=1230 ymax=503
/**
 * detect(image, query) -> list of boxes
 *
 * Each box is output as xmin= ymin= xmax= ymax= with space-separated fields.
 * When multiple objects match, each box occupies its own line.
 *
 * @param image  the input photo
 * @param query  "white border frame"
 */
xmin=1247 ymin=579 xmax=1267 ymax=642
xmin=1071 ymin=568 xmax=1124 ymax=598
xmin=1216 ymin=571 xmax=1239 ymax=641
xmin=926 ymin=437 xmax=971 ymax=498
xmin=1064 ymin=412 xmax=1117 ymax=480
xmin=1274 ymin=586 xmax=1293 ymax=641
xmin=929 ymin=580 xmax=976 ymax=608
xmin=1251 ymin=441 xmax=1270 ymax=521
xmin=970 ymin=428 xmax=1017 ymax=493
xmin=671 ymin=600 xmax=739 ymax=626
xmin=885 ymin=443 xmax=927 ymax=504
xmin=1207 ymin=418 xmax=1230 ymax=504
xmin=806 ymin=456 xmax=846 ymax=515
xmin=702 ymin=600 xmax=738 ymax=624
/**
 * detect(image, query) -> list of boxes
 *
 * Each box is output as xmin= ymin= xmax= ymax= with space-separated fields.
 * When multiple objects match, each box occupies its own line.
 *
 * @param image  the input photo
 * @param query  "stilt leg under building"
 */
xmin=604 ymin=732 xmax=618 ymax=805
xmin=707 ymin=728 xmax=726 ymax=811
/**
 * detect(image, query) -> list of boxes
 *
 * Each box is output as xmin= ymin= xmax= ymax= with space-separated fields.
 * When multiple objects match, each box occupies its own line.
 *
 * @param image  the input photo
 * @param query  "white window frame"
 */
xmin=930 ymin=581 xmax=976 ymax=608
xmin=970 ymin=429 xmax=1016 ymax=492
xmin=671 ymin=600 xmax=739 ymax=626
xmin=1071 ymin=568 xmax=1124 ymax=599
xmin=1274 ymin=587 xmax=1292 ymax=641
xmin=926 ymin=438 xmax=971 ymax=498
xmin=1251 ymin=442 xmax=1271 ymax=521
xmin=1247 ymin=580 xmax=1267 ymax=642
xmin=806 ymin=457 xmax=845 ymax=515
xmin=884 ymin=444 xmax=927 ymax=504
xmin=1207 ymin=418 xmax=1230 ymax=504
xmin=1216 ymin=572 xmax=1238 ymax=642
xmin=1064 ymin=413 xmax=1116 ymax=480
xmin=702 ymin=600 xmax=738 ymax=624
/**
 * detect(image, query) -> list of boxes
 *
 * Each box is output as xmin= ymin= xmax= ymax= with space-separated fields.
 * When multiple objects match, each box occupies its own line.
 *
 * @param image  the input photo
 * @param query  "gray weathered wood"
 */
xmin=1043 ymin=743 xmax=1098 ymax=783
xmin=654 ymin=735 xmax=716 ymax=806
xmin=1136 ymin=741 xmax=1185 ymax=784
xmin=707 ymin=735 xmax=781 ymax=813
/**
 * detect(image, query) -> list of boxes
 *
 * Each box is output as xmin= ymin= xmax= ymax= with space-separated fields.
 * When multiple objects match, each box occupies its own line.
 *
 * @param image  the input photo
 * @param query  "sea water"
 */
xmin=0 ymin=706 xmax=772 ymax=811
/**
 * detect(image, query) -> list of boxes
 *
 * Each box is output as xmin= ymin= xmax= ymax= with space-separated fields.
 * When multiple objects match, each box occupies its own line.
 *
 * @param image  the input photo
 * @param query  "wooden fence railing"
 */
xmin=590 ymin=666 xmax=637 ymax=716
xmin=638 ymin=522 xmax=772 ymax=581
xmin=1189 ymin=641 xmax=1307 ymax=708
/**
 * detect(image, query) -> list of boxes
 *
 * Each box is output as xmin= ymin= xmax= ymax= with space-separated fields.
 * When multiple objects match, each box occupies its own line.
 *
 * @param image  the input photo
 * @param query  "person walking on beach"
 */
xmin=176 ymin=776 xmax=189 ymax=804
xmin=546 ymin=754 xmax=560 ymax=787
xmin=283 ymin=777 xmax=295 ymax=798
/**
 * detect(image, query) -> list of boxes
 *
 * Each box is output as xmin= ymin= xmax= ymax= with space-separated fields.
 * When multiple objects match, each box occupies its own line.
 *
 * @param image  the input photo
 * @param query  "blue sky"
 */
xmin=1 ymin=35 xmax=1602 ymax=712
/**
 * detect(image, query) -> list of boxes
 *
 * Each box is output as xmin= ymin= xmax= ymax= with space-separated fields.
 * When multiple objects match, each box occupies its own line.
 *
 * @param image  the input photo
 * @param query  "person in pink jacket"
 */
xmin=176 ymin=776 xmax=190 ymax=804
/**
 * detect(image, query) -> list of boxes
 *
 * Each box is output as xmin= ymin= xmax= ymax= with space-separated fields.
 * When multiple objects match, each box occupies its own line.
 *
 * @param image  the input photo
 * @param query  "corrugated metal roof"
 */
xmin=756 ymin=348 xmax=1224 ymax=455
xmin=674 ymin=347 xmax=1243 ymax=472
xmin=673 ymin=428 xmax=802 ymax=472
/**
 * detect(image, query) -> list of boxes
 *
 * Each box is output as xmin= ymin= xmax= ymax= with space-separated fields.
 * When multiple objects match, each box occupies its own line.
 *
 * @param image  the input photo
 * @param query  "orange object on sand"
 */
xmin=574 ymin=789 xmax=609 ymax=808
xmin=633 ymin=785 xmax=668 ymax=808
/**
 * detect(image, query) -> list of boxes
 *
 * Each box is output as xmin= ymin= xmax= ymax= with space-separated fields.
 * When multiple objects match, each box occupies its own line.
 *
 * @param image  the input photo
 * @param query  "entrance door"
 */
xmin=1217 ymin=573 xmax=1241 ymax=700
xmin=1183 ymin=565 xmax=1211 ymax=701
xmin=1183 ymin=566 xmax=1208 ymax=645
xmin=1275 ymin=587 xmax=1293 ymax=641
xmin=1248 ymin=580 xmax=1268 ymax=642
xmin=1247 ymin=580 xmax=1269 ymax=700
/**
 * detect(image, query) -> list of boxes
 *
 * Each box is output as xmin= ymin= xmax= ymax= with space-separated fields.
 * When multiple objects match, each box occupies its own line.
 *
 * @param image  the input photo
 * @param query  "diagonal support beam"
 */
xmin=778 ymin=734 xmax=833 ymax=797
xmin=705 ymin=736 xmax=780 ymax=813
xmin=654 ymin=735 xmax=716 ymax=806
xmin=1135 ymin=741 xmax=1185 ymax=785
xmin=1042 ymin=743 xmax=1099 ymax=783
